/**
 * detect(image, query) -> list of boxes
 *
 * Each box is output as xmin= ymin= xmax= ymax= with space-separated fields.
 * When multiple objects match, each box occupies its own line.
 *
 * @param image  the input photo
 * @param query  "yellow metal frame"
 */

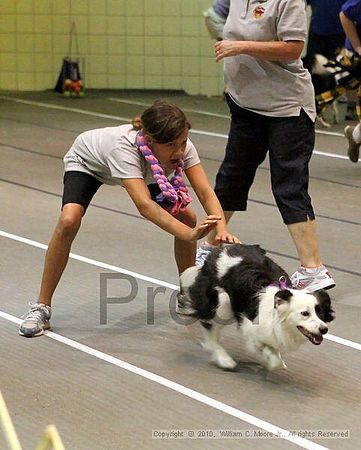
xmin=35 ymin=425 xmax=65 ymax=450
xmin=0 ymin=391 xmax=22 ymax=450
xmin=316 ymin=53 xmax=361 ymax=122
xmin=0 ymin=391 xmax=65 ymax=450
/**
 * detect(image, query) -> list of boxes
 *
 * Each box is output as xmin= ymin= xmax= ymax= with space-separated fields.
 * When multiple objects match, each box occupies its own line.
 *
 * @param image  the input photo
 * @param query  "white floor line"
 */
xmin=0 ymin=230 xmax=177 ymax=291
xmin=324 ymin=333 xmax=361 ymax=351
xmin=108 ymin=97 xmax=348 ymax=137
xmin=1 ymin=95 xmax=354 ymax=160
xmin=107 ymin=97 xmax=349 ymax=137
xmin=311 ymin=150 xmax=349 ymax=160
xmin=0 ymin=95 xmax=130 ymax=122
xmin=108 ymin=96 xmax=230 ymax=119
xmin=1 ymin=229 xmax=360 ymax=353
xmin=0 ymin=311 xmax=330 ymax=450
xmin=315 ymin=129 xmax=344 ymax=137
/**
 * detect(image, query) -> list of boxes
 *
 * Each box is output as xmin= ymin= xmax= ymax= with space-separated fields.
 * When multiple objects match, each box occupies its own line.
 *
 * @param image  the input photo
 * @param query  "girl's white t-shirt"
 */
xmin=64 ymin=124 xmax=200 ymax=185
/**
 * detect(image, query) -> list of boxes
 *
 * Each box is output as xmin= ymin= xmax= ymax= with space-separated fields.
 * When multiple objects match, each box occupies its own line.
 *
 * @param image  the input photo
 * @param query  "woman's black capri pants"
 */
xmin=214 ymin=94 xmax=316 ymax=225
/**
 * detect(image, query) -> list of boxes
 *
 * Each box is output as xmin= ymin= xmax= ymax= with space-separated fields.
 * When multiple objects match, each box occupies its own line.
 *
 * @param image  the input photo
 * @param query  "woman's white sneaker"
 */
xmin=291 ymin=266 xmax=335 ymax=292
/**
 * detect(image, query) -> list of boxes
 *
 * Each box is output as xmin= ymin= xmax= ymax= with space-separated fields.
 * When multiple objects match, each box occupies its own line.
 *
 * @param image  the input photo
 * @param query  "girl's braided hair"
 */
xmin=133 ymin=100 xmax=192 ymax=215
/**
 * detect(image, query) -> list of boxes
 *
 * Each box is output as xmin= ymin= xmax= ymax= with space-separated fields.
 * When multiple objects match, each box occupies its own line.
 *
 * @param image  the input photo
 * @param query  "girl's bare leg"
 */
xmin=38 ymin=204 xmax=84 ymax=306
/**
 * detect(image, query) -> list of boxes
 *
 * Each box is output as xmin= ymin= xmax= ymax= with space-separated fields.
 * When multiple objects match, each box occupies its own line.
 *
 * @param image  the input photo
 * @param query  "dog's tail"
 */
xmin=180 ymin=266 xmax=200 ymax=290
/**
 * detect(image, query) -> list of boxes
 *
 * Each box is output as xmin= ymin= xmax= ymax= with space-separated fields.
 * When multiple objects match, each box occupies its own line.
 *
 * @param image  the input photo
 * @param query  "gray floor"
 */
xmin=0 ymin=90 xmax=360 ymax=450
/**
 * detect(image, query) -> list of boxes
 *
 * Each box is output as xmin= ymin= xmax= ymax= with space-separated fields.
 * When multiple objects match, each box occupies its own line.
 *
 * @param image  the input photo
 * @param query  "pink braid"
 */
xmin=136 ymin=131 xmax=192 ymax=215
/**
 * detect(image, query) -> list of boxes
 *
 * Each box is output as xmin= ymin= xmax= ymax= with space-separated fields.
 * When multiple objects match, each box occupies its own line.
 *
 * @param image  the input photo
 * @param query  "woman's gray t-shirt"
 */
xmin=223 ymin=0 xmax=316 ymax=120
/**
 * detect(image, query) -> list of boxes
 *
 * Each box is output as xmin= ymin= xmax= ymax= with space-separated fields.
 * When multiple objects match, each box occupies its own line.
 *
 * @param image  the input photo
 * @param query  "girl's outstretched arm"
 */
xmin=122 ymin=178 xmax=221 ymax=241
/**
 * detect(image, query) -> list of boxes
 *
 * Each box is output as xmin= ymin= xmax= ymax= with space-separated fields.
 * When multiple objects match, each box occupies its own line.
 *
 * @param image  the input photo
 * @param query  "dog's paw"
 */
xmin=259 ymin=347 xmax=287 ymax=371
xmin=315 ymin=115 xmax=331 ymax=128
xmin=213 ymin=352 xmax=237 ymax=370
xmin=266 ymin=358 xmax=287 ymax=371
xmin=201 ymin=340 xmax=213 ymax=353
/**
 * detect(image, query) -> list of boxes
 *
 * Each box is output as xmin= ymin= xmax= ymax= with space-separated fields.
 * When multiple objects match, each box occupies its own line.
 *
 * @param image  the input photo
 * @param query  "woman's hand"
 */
xmin=215 ymin=40 xmax=243 ymax=61
xmin=213 ymin=231 xmax=240 ymax=245
xmin=189 ymin=215 xmax=222 ymax=241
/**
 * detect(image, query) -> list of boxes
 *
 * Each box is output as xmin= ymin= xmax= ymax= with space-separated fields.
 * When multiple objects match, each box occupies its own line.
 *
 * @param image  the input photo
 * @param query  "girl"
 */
xmin=19 ymin=100 xmax=239 ymax=337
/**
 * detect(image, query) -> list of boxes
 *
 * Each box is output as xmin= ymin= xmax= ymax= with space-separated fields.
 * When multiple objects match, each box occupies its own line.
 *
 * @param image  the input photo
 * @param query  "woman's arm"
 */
xmin=185 ymin=163 xmax=239 ymax=243
xmin=214 ymin=39 xmax=304 ymax=62
xmin=340 ymin=11 xmax=361 ymax=55
xmin=122 ymin=178 xmax=221 ymax=242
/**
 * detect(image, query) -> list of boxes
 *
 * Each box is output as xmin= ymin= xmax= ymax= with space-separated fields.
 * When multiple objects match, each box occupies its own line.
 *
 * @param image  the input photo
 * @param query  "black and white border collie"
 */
xmin=181 ymin=244 xmax=334 ymax=371
xmin=305 ymin=53 xmax=340 ymax=128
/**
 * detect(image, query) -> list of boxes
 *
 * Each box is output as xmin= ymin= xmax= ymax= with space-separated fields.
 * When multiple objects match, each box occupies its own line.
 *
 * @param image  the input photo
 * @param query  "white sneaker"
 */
xmin=344 ymin=125 xmax=360 ymax=163
xmin=291 ymin=266 xmax=335 ymax=292
xmin=196 ymin=242 xmax=217 ymax=267
xmin=19 ymin=302 xmax=51 ymax=337
xmin=175 ymin=292 xmax=195 ymax=316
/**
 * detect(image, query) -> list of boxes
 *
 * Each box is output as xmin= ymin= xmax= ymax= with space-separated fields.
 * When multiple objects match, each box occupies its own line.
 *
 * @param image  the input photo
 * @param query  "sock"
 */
xmin=352 ymin=124 xmax=361 ymax=143
xmin=301 ymin=265 xmax=323 ymax=273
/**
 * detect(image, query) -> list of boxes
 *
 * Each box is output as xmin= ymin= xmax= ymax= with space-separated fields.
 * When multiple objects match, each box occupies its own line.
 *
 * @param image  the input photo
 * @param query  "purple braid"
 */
xmin=136 ymin=131 xmax=192 ymax=215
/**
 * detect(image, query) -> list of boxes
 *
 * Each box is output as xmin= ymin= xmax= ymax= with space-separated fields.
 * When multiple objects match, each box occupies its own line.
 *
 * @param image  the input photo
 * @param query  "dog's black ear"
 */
xmin=315 ymin=290 xmax=335 ymax=323
xmin=274 ymin=289 xmax=292 ymax=308
xmin=253 ymin=244 xmax=266 ymax=255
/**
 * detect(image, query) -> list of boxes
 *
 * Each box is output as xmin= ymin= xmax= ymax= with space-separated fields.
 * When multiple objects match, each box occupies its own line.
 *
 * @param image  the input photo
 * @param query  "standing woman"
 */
xmin=197 ymin=0 xmax=335 ymax=292
xmin=19 ymin=100 xmax=239 ymax=337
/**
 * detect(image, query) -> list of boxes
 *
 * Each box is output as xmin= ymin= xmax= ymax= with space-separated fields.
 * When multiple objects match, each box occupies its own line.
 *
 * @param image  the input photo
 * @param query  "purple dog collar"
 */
xmin=269 ymin=276 xmax=289 ymax=291
xmin=271 ymin=276 xmax=289 ymax=309
xmin=278 ymin=276 xmax=288 ymax=290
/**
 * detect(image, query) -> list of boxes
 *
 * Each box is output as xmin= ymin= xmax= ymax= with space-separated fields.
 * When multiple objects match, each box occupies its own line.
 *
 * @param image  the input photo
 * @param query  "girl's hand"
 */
xmin=214 ymin=232 xmax=240 ymax=244
xmin=189 ymin=215 xmax=222 ymax=241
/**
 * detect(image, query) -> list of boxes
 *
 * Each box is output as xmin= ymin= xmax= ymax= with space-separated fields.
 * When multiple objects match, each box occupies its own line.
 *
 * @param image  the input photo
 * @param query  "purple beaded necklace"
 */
xmin=136 ymin=131 xmax=192 ymax=215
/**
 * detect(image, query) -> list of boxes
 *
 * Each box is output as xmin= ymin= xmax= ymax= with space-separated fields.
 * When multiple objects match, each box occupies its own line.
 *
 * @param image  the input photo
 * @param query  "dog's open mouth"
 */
xmin=297 ymin=326 xmax=323 ymax=345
